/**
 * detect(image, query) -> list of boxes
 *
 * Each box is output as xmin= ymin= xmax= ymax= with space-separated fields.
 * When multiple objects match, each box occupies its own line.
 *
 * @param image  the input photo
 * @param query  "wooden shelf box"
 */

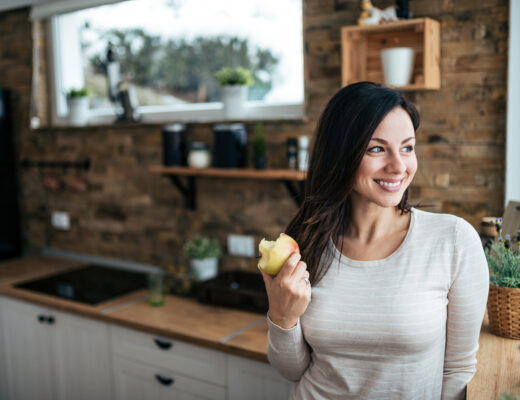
xmin=341 ymin=18 xmax=440 ymax=90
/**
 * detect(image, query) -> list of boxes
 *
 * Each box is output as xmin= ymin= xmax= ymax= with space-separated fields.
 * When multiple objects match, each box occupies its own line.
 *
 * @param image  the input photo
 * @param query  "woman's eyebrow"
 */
xmin=370 ymin=137 xmax=415 ymax=144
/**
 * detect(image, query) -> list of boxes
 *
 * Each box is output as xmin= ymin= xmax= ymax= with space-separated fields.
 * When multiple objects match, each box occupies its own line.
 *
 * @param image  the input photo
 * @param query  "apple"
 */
xmin=258 ymin=233 xmax=300 ymax=275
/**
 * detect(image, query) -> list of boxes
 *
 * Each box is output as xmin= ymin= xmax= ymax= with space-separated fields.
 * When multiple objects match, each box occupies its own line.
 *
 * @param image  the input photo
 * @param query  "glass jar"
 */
xmin=188 ymin=142 xmax=211 ymax=169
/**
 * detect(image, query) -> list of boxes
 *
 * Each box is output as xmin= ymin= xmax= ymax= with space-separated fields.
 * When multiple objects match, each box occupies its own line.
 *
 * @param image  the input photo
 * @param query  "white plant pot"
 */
xmin=221 ymin=85 xmax=247 ymax=119
xmin=67 ymin=97 xmax=90 ymax=126
xmin=190 ymin=257 xmax=218 ymax=281
xmin=380 ymin=47 xmax=415 ymax=87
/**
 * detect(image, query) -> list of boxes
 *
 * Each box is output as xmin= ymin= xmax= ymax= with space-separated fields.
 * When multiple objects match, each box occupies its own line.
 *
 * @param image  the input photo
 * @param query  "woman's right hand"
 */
xmin=259 ymin=253 xmax=312 ymax=329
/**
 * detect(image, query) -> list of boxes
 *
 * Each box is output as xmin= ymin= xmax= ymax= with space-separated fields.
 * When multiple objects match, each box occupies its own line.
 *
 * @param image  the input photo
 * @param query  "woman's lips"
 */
xmin=374 ymin=178 xmax=404 ymax=192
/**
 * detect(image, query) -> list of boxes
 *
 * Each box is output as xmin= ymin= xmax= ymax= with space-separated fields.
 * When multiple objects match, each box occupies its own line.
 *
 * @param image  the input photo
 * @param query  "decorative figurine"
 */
xmin=357 ymin=0 xmax=399 ymax=26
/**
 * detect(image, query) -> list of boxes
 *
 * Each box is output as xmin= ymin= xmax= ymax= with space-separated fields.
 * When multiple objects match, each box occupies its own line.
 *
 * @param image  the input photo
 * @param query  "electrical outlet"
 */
xmin=227 ymin=234 xmax=255 ymax=258
xmin=51 ymin=211 xmax=70 ymax=230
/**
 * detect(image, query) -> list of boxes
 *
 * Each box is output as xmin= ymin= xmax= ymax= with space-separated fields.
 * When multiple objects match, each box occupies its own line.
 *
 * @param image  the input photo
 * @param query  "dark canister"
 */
xmin=213 ymin=123 xmax=248 ymax=168
xmin=162 ymin=123 xmax=187 ymax=166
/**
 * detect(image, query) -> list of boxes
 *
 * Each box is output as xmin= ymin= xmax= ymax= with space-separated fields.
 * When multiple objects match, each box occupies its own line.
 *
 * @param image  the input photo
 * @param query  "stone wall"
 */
xmin=0 ymin=0 xmax=508 ymax=270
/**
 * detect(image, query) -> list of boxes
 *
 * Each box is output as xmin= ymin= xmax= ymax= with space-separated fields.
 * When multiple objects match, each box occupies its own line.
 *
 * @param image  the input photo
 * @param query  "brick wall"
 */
xmin=0 ymin=0 xmax=508 ymax=270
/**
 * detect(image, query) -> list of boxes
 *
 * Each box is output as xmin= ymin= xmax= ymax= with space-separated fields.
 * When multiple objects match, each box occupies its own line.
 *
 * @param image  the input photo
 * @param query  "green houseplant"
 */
xmin=485 ymin=226 xmax=520 ymax=339
xmin=253 ymin=122 xmax=267 ymax=170
xmin=215 ymin=67 xmax=253 ymax=119
xmin=66 ymin=87 xmax=90 ymax=126
xmin=184 ymin=237 xmax=221 ymax=281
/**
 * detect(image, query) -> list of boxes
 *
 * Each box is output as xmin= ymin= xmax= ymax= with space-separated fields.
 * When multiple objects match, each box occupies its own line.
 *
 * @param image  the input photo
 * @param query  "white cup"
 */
xmin=380 ymin=47 xmax=415 ymax=87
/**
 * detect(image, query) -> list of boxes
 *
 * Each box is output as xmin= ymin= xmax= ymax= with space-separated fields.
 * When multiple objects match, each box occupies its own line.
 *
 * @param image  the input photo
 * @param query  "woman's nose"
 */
xmin=385 ymin=152 xmax=406 ymax=174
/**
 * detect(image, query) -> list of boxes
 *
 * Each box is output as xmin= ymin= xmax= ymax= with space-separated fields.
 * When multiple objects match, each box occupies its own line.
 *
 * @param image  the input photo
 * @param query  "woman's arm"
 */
xmin=266 ymin=315 xmax=312 ymax=381
xmin=442 ymin=219 xmax=490 ymax=400
xmin=260 ymin=252 xmax=313 ymax=381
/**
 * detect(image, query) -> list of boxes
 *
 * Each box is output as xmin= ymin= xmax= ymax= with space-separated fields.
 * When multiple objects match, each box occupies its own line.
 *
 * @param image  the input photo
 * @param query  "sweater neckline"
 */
xmin=329 ymin=207 xmax=417 ymax=267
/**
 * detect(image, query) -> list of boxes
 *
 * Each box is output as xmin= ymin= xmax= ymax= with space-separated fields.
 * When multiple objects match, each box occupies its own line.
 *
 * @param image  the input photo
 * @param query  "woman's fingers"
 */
xmin=277 ymin=252 xmax=301 ymax=279
xmin=259 ymin=268 xmax=273 ymax=287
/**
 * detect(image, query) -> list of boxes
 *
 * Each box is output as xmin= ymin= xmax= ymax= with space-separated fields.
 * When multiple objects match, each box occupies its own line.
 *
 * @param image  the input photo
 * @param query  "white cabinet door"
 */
xmin=227 ymin=354 xmax=292 ymax=400
xmin=52 ymin=309 xmax=113 ymax=400
xmin=113 ymin=356 xmax=227 ymax=400
xmin=1 ymin=297 xmax=56 ymax=400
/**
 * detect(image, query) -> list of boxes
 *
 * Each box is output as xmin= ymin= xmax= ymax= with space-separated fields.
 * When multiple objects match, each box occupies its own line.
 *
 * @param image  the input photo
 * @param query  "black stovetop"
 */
xmin=14 ymin=264 xmax=147 ymax=305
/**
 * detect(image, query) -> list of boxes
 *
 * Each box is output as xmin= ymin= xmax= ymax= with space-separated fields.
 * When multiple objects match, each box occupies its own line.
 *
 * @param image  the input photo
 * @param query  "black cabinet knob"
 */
xmin=154 ymin=338 xmax=173 ymax=350
xmin=155 ymin=374 xmax=174 ymax=386
xmin=38 ymin=315 xmax=46 ymax=323
xmin=46 ymin=316 xmax=55 ymax=324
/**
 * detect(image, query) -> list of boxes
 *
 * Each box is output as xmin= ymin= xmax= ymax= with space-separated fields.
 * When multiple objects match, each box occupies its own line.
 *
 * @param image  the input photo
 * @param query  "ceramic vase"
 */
xmin=221 ymin=85 xmax=247 ymax=119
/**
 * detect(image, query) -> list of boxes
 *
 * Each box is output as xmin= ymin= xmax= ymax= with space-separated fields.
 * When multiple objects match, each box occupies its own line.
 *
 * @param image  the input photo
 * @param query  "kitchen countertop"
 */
xmin=0 ymin=255 xmax=519 ymax=395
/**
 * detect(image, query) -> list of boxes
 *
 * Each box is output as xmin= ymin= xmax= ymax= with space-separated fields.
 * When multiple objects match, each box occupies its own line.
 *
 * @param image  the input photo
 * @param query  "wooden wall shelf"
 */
xmin=149 ymin=167 xmax=306 ymax=210
xmin=341 ymin=18 xmax=440 ymax=90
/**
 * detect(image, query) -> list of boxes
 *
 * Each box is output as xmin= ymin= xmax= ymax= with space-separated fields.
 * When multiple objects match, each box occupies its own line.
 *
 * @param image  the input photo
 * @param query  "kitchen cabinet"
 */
xmin=0 ymin=297 xmax=9 ymax=400
xmin=110 ymin=325 xmax=227 ymax=400
xmin=227 ymin=354 xmax=292 ymax=400
xmin=110 ymin=324 xmax=292 ymax=400
xmin=0 ymin=296 xmax=113 ymax=400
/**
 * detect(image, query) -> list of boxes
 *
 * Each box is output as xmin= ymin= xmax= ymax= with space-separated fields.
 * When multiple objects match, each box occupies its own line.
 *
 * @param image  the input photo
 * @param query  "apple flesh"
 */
xmin=258 ymin=233 xmax=300 ymax=275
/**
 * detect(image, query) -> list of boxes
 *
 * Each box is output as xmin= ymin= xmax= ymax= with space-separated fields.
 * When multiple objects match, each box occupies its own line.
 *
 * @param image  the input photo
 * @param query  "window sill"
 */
xmin=46 ymin=101 xmax=306 ymax=128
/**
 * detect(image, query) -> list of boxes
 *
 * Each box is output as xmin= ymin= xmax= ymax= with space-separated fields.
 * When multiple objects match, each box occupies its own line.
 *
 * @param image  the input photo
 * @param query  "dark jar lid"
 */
xmin=189 ymin=142 xmax=209 ymax=151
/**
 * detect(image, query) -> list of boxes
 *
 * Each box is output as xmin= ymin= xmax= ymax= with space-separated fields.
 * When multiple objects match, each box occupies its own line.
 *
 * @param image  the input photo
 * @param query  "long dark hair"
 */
xmin=286 ymin=82 xmax=420 ymax=285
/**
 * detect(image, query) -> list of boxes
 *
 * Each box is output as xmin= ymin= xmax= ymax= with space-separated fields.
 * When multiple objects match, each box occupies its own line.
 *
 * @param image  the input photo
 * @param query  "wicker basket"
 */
xmin=487 ymin=283 xmax=520 ymax=339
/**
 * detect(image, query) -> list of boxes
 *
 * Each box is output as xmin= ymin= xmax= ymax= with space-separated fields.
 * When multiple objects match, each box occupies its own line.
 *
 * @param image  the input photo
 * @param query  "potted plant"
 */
xmin=184 ymin=237 xmax=222 ymax=281
xmin=215 ymin=67 xmax=253 ymax=119
xmin=66 ymin=87 xmax=90 ymax=126
xmin=485 ymin=227 xmax=520 ymax=339
xmin=253 ymin=122 xmax=267 ymax=170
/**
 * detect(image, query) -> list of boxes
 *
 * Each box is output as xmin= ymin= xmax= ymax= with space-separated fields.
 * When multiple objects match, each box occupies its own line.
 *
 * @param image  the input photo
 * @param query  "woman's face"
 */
xmin=352 ymin=107 xmax=417 ymax=209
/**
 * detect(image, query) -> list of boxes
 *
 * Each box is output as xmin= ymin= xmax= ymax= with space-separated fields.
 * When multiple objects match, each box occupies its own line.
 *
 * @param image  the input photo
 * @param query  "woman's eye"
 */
xmin=402 ymin=145 xmax=414 ymax=153
xmin=367 ymin=146 xmax=383 ymax=153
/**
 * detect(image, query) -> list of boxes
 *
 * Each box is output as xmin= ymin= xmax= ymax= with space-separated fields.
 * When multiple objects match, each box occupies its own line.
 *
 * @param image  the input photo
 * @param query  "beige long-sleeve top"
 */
xmin=267 ymin=208 xmax=489 ymax=400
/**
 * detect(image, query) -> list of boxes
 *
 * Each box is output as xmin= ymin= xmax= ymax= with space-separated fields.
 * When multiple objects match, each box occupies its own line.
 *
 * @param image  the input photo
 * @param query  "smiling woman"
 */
xmin=31 ymin=0 xmax=304 ymax=125
xmin=261 ymin=82 xmax=490 ymax=399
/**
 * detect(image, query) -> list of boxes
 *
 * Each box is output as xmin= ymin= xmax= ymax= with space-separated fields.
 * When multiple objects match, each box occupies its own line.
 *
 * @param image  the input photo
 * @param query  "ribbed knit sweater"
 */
xmin=267 ymin=208 xmax=489 ymax=400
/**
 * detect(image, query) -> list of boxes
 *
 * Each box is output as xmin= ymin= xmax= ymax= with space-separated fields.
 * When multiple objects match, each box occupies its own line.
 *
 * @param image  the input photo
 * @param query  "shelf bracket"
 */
xmin=167 ymin=175 xmax=196 ymax=210
xmin=282 ymin=180 xmax=305 ymax=206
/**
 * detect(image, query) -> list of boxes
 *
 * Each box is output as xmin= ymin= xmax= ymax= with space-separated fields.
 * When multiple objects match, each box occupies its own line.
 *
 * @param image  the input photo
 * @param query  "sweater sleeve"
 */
xmin=266 ymin=314 xmax=312 ymax=382
xmin=442 ymin=218 xmax=490 ymax=400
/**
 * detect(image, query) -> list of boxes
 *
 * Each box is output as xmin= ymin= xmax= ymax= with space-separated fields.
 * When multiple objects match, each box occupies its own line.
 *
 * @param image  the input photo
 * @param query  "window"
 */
xmin=48 ymin=0 xmax=304 ymax=125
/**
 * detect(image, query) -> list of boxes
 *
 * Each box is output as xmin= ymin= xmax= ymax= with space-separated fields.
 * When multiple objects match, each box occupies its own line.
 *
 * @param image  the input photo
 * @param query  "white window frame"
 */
xmin=41 ymin=0 xmax=305 ymax=127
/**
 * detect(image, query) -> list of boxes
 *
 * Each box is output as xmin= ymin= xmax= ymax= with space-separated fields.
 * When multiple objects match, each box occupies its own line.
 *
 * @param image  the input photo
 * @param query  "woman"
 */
xmin=260 ymin=82 xmax=489 ymax=400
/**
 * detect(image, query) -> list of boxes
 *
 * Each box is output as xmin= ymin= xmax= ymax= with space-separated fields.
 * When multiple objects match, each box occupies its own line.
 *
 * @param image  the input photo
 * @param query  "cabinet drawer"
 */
xmin=110 ymin=325 xmax=227 ymax=385
xmin=113 ymin=356 xmax=227 ymax=400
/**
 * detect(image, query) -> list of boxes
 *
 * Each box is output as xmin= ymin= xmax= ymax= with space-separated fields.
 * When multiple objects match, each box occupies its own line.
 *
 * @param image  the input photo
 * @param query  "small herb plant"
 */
xmin=253 ymin=122 xmax=267 ymax=157
xmin=66 ymin=88 xmax=90 ymax=98
xmin=184 ymin=237 xmax=221 ymax=259
xmin=485 ymin=222 xmax=520 ymax=288
xmin=215 ymin=67 xmax=253 ymax=86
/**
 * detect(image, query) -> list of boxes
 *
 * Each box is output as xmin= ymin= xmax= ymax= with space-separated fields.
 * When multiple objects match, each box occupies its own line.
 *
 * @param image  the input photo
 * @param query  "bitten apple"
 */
xmin=258 ymin=233 xmax=300 ymax=275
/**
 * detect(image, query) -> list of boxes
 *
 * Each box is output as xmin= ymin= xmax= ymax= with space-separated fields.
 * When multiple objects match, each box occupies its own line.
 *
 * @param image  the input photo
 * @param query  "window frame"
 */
xmin=46 ymin=1 xmax=305 ymax=127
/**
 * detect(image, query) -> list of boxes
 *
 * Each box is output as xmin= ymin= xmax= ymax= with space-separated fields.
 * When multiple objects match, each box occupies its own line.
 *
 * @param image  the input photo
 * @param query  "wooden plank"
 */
xmin=424 ymin=18 xmax=441 ymax=89
xmin=342 ymin=18 xmax=429 ymax=33
xmin=148 ymin=166 xmax=306 ymax=181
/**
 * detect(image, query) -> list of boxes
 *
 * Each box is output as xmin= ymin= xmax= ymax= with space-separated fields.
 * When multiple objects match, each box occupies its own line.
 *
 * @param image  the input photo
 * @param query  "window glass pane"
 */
xmin=56 ymin=0 xmax=303 ymax=111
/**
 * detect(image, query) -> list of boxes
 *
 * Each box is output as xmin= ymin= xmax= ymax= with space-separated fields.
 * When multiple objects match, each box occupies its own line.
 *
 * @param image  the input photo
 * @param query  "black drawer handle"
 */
xmin=38 ymin=314 xmax=46 ymax=323
xmin=155 ymin=374 xmax=174 ymax=386
xmin=154 ymin=338 xmax=173 ymax=350
xmin=46 ymin=316 xmax=55 ymax=325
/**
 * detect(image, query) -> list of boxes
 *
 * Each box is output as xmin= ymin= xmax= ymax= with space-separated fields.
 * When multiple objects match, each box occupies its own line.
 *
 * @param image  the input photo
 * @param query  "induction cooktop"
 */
xmin=14 ymin=265 xmax=147 ymax=305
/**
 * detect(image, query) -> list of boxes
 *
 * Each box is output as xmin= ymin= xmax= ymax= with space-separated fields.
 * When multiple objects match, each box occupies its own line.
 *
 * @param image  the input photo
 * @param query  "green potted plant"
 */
xmin=66 ymin=87 xmax=90 ymax=126
xmin=184 ymin=236 xmax=222 ymax=281
xmin=215 ymin=67 xmax=253 ymax=119
xmin=253 ymin=122 xmax=267 ymax=170
xmin=485 ymin=226 xmax=520 ymax=339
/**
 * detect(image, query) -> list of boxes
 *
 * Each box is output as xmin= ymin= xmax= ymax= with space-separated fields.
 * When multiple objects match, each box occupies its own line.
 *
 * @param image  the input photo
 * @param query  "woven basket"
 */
xmin=487 ymin=283 xmax=520 ymax=339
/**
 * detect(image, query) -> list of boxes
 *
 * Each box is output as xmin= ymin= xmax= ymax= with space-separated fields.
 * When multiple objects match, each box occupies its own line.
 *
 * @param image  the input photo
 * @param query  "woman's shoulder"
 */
xmin=412 ymin=208 xmax=478 ymax=239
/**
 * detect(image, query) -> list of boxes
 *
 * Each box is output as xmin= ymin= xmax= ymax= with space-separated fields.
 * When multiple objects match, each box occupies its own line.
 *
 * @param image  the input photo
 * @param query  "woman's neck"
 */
xmin=345 ymin=197 xmax=408 ymax=245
